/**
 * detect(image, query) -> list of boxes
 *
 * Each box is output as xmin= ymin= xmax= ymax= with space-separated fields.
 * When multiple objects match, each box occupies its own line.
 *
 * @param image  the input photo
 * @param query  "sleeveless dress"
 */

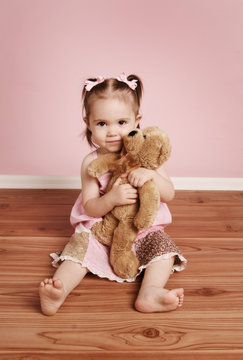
xmin=50 ymin=151 xmax=187 ymax=282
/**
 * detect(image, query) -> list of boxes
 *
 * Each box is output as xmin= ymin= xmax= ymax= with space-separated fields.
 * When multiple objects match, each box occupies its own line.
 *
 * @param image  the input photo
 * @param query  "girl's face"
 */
xmin=85 ymin=97 xmax=141 ymax=153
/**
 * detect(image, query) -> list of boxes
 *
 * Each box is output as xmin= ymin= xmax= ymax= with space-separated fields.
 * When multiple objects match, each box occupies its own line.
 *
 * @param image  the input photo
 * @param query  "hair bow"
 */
xmin=116 ymin=72 xmax=138 ymax=90
xmin=84 ymin=76 xmax=105 ymax=91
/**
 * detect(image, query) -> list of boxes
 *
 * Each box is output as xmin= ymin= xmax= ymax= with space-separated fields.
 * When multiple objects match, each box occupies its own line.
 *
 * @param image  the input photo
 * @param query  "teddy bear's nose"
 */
xmin=128 ymin=130 xmax=138 ymax=137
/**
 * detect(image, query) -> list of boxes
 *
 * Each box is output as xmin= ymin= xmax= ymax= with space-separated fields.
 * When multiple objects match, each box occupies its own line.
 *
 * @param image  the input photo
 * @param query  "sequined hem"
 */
xmin=50 ymin=252 xmax=136 ymax=283
xmin=50 ymin=228 xmax=187 ymax=283
xmin=50 ymin=251 xmax=186 ymax=283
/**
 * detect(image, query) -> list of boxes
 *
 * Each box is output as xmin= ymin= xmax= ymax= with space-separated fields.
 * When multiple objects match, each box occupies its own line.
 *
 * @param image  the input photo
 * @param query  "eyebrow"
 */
xmin=93 ymin=118 xmax=131 ymax=123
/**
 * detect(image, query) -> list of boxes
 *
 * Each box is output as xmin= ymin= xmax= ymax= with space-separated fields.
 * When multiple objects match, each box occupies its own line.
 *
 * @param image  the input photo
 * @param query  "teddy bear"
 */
xmin=87 ymin=126 xmax=171 ymax=279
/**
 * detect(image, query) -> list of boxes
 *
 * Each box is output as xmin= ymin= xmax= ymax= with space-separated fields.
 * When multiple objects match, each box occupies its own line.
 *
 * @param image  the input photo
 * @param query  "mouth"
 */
xmin=106 ymin=140 xmax=121 ymax=144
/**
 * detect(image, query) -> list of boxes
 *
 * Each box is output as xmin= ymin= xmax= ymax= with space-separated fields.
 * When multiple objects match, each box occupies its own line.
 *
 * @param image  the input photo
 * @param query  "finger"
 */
xmin=137 ymin=179 xmax=146 ymax=187
xmin=126 ymin=190 xmax=138 ymax=199
xmin=120 ymin=173 xmax=128 ymax=178
xmin=130 ymin=178 xmax=139 ymax=187
xmin=123 ymin=187 xmax=138 ymax=195
xmin=125 ymin=198 xmax=137 ymax=204
xmin=127 ymin=173 xmax=133 ymax=182
xmin=129 ymin=188 xmax=138 ymax=195
xmin=113 ymin=176 xmax=123 ymax=186
xmin=129 ymin=174 xmax=140 ymax=188
xmin=128 ymin=193 xmax=138 ymax=199
xmin=124 ymin=184 xmax=137 ymax=190
xmin=127 ymin=176 xmax=135 ymax=187
xmin=118 ymin=196 xmax=138 ymax=205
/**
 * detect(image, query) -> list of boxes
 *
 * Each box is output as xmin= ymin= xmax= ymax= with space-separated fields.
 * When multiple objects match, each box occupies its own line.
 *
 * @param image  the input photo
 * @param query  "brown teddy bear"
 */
xmin=88 ymin=126 xmax=171 ymax=279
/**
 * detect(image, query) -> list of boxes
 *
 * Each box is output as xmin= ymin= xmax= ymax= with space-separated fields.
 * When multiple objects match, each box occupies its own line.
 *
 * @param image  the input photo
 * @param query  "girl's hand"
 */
xmin=109 ymin=175 xmax=138 ymax=207
xmin=127 ymin=168 xmax=155 ymax=188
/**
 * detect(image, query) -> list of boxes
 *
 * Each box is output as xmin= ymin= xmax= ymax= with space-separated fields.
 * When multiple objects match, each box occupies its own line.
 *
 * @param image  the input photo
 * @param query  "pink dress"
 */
xmin=51 ymin=151 xmax=187 ymax=282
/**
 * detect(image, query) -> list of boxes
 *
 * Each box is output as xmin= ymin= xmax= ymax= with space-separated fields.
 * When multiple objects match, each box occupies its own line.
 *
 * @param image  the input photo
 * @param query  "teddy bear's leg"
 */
xmin=91 ymin=212 xmax=119 ymax=246
xmin=110 ymin=222 xmax=139 ymax=279
xmin=61 ymin=232 xmax=89 ymax=263
xmin=134 ymin=180 xmax=160 ymax=230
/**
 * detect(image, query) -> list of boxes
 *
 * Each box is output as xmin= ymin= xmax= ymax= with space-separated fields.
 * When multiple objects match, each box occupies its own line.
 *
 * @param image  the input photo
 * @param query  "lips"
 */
xmin=106 ymin=140 xmax=121 ymax=143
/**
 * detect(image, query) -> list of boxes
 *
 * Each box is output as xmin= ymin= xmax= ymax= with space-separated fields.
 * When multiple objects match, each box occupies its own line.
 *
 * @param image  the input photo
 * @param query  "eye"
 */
xmin=118 ymin=120 xmax=126 ymax=125
xmin=143 ymin=135 xmax=146 ymax=139
xmin=97 ymin=121 xmax=106 ymax=127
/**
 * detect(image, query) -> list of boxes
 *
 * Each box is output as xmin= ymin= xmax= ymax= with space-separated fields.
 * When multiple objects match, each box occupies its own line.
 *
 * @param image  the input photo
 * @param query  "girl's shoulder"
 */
xmin=82 ymin=150 xmax=97 ymax=169
xmin=82 ymin=148 xmax=109 ymax=173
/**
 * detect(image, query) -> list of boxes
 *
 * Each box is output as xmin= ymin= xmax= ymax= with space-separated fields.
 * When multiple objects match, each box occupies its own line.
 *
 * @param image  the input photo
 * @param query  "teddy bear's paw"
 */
xmin=87 ymin=166 xmax=99 ymax=178
xmin=112 ymin=251 xmax=139 ymax=279
xmin=134 ymin=215 xmax=154 ymax=231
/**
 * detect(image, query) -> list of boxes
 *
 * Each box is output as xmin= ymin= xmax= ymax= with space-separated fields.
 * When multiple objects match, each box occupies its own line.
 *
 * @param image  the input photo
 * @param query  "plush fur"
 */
xmin=88 ymin=126 xmax=171 ymax=279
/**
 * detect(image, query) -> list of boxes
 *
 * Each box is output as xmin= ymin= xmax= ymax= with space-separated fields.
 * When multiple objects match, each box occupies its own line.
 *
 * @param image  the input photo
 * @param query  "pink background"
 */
xmin=1 ymin=0 xmax=242 ymax=177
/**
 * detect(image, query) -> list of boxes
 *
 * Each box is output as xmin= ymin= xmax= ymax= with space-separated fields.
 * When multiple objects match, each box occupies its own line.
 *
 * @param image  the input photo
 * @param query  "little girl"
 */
xmin=39 ymin=73 xmax=187 ymax=315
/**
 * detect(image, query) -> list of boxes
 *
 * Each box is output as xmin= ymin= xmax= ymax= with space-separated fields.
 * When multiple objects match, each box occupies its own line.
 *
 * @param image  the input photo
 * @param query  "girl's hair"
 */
xmin=82 ymin=74 xmax=143 ymax=147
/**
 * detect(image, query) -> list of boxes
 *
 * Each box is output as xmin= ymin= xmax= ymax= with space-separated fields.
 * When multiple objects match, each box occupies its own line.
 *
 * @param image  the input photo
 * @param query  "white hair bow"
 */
xmin=116 ymin=72 xmax=138 ymax=90
xmin=84 ymin=73 xmax=138 ymax=91
xmin=84 ymin=76 xmax=105 ymax=91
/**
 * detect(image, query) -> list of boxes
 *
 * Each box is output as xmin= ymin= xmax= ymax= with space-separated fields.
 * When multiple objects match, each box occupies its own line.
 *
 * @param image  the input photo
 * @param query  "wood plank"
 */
xmin=171 ymin=190 xmax=243 ymax=205
xmin=1 ymin=190 xmax=242 ymax=237
xmin=0 ymin=190 xmax=242 ymax=359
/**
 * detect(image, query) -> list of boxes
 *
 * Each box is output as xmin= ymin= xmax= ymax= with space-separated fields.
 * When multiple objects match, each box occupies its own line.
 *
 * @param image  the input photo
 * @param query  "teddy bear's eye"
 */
xmin=143 ymin=135 xmax=146 ymax=139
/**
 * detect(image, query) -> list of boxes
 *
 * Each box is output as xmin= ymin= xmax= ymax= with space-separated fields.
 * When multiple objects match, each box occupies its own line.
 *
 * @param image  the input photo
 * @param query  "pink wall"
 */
xmin=1 ymin=0 xmax=243 ymax=177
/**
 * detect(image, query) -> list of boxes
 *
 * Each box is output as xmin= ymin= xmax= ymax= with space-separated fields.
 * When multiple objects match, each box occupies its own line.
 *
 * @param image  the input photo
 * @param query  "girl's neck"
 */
xmin=96 ymin=147 xmax=109 ymax=155
xmin=96 ymin=147 xmax=120 ymax=156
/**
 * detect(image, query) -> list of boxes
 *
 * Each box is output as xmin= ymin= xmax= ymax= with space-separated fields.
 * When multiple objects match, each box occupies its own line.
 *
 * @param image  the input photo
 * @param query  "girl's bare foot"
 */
xmin=135 ymin=286 xmax=184 ymax=313
xmin=39 ymin=278 xmax=66 ymax=316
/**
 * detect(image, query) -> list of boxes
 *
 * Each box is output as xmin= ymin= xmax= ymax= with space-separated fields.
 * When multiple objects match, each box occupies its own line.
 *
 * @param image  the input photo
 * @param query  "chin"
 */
xmin=106 ymin=144 xmax=122 ymax=152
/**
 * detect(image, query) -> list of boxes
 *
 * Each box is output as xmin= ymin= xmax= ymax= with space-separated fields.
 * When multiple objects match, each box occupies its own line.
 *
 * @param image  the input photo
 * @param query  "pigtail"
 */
xmin=127 ymin=74 xmax=143 ymax=107
xmin=82 ymin=78 xmax=99 ymax=148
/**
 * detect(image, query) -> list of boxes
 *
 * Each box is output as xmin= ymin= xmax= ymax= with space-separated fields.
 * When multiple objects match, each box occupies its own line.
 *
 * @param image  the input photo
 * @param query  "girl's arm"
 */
xmin=127 ymin=166 xmax=175 ymax=203
xmin=81 ymin=153 xmax=138 ymax=218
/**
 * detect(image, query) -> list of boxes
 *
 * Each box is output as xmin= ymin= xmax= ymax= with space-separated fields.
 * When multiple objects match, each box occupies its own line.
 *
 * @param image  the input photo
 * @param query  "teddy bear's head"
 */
xmin=123 ymin=126 xmax=171 ymax=169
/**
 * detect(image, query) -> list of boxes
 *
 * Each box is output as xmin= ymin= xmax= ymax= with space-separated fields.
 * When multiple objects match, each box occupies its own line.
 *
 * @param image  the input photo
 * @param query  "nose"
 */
xmin=107 ymin=125 xmax=117 ymax=136
xmin=128 ymin=130 xmax=138 ymax=137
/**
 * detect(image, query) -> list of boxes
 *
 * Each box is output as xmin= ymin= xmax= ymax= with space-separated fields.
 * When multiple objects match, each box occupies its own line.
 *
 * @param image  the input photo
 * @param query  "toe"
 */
xmin=177 ymin=288 xmax=184 ymax=297
xmin=178 ymin=294 xmax=184 ymax=307
xmin=176 ymin=289 xmax=184 ymax=307
xmin=53 ymin=279 xmax=63 ymax=290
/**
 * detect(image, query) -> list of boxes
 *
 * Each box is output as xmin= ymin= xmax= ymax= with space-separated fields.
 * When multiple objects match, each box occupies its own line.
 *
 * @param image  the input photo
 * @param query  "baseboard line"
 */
xmin=0 ymin=175 xmax=242 ymax=191
xmin=171 ymin=177 xmax=243 ymax=190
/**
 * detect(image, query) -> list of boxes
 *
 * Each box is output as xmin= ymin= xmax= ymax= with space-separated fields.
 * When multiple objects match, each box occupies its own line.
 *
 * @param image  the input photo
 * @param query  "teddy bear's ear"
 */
xmin=159 ymin=136 xmax=172 ymax=165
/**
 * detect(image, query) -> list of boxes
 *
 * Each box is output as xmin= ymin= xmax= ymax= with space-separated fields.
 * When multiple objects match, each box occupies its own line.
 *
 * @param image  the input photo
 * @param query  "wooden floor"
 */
xmin=0 ymin=189 xmax=243 ymax=360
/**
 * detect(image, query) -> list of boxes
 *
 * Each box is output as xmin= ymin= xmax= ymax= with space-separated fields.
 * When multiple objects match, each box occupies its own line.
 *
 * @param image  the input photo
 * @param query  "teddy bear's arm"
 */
xmin=134 ymin=180 xmax=160 ymax=230
xmin=88 ymin=153 xmax=120 ymax=178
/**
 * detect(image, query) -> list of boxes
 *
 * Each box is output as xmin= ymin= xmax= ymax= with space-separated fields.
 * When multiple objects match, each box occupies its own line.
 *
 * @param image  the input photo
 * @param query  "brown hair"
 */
xmin=82 ymin=74 xmax=143 ymax=147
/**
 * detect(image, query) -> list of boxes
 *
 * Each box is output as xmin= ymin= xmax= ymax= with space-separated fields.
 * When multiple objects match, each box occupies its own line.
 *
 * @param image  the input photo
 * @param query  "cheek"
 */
xmin=92 ymin=127 xmax=107 ymax=141
xmin=125 ymin=122 xmax=137 ymax=133
xmin=120 ymin=128 xmax=131 ymax=138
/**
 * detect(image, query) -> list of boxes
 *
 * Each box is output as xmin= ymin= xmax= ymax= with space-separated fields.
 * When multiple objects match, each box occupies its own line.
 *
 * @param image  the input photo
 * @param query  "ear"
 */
xmin=135 ymin=114 xmax=142 ymax=128
xmin=83 ymin=117 xmax=90 ymax=130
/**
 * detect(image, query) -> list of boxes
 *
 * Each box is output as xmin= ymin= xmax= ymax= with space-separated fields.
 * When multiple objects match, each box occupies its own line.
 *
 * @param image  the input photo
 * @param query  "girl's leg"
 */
xmin=135 ymin=257 xmax=184 ymax=313
xmin=39 ymin=260 xmax=88 ymax=316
